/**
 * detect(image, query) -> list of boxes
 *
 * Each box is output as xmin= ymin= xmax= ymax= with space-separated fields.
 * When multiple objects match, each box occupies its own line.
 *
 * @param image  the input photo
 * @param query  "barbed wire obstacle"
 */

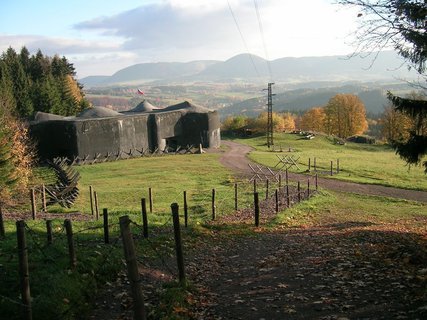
xmin=44 ymin=158 xmax=80 ymax=208
xmin=274 ymin=154 xmax=301 ymax=170
xmin=248 ymin=163 xmax=280 ymax=182
xmin=68 ymin=145 xmax=200 ymax=166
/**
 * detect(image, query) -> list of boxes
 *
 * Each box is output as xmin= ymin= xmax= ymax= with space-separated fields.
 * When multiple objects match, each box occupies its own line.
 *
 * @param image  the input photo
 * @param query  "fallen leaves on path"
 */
xmin=187 ymin=222 xmax=427 ymax=320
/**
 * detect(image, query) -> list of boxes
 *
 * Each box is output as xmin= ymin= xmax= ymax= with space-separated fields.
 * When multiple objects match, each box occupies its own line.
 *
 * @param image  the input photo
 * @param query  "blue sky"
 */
xmin=1 ymin=0 xmax=362 ymax=78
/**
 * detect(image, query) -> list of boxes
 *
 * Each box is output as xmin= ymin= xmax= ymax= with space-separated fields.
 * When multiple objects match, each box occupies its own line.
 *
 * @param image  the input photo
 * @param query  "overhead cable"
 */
xmin=227 ymin=0 xmax=261 ymax=78
xmin=253 ymin=0 xmax=274 ymax=80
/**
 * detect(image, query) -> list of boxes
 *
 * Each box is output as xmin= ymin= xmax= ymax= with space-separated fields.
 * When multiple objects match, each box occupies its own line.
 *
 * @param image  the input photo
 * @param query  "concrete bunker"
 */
xmin=30 ymin=101 xmax=221 ymax=161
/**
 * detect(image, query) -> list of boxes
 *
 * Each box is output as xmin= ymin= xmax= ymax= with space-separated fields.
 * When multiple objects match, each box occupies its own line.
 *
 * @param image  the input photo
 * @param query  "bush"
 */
xmin=347 ymin=135 xmax=376 ymax=144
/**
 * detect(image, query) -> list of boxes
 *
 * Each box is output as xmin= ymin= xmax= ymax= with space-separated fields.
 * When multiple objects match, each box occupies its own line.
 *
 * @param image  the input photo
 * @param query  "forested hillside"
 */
xmin=0 ymin=47 xmax=89 ymax=204
xmin=0 ymin=47 xmax=89 ymax=118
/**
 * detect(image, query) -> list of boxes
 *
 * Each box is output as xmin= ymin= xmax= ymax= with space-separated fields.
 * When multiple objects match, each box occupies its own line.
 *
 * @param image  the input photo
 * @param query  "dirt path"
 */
xmin=219 ymin=140 xmax=427 ymax=203
xmin=189 ymin=223 xmax=427 ymax=319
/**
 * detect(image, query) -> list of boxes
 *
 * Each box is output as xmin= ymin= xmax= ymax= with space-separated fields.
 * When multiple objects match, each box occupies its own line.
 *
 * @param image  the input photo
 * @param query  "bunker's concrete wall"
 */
xmin=30 ymin=121 xmax=78 ymax=160
xmin=150 ymin=111 xmax=184 ymax=150
xmin=150 ymin=110 xmax=221 ymax=150
xmin=74 ymin=115 xmax=150 ymax=158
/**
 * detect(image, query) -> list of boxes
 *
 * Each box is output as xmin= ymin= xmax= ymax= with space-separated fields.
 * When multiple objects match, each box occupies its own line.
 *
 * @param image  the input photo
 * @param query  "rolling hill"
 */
xmin=80 ymin=51 xmax=418 ymax=87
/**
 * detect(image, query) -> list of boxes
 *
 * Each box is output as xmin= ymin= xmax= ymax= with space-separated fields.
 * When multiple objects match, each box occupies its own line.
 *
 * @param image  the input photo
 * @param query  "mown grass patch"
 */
xmin=271 ymin=189 xmax=427 ymax=230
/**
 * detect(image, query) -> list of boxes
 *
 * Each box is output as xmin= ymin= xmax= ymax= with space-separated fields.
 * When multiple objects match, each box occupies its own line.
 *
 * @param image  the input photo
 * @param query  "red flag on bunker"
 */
xmin=137 ymin=89 xmax=144 ymax=95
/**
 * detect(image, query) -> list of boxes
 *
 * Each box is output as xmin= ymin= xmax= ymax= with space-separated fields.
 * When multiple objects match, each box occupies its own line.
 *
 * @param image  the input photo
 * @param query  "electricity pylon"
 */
xmin=265 ymin=82 xmax=275 ymax=148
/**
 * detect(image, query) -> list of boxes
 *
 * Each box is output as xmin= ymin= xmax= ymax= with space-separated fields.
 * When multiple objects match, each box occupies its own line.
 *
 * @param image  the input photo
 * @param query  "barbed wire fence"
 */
xmin=0 ymin=172 xmax=319 ymax=320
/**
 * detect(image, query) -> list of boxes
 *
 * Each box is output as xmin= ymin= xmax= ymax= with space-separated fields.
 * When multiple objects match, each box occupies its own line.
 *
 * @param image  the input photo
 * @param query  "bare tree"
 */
xmin=338 ymin=0 xmax=426 ymax=77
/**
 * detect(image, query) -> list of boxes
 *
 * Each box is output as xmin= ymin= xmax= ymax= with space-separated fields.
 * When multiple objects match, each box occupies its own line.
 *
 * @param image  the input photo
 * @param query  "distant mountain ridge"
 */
xmin=80 ymin=51 xmax=417 ymax=87
xmin=223 ymin=84 xmax=391 ymax=118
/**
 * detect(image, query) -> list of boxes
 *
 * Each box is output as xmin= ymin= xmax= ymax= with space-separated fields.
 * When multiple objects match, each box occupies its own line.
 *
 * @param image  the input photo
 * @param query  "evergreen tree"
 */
xmin=1 ymin=47 xmax=89 ymax=118
xmin=28 ymin=49 xmax=52 ymax=84
xmin=12 ymin=58 xmax=33 ymax=117
xmin=19 ymin=46 xmax=31 ymax=74
xmin=0 ymin=60 xmax=16 ymax=114
xmin=32 ymin=75 xmax=62 ymax=114
xmin=2 ymin=47 xmax=33 ymax=116
xmin=387 ymin=93 xmax=427 ymax=171
xmin=0 ymin=106 xmax=17 ymax=202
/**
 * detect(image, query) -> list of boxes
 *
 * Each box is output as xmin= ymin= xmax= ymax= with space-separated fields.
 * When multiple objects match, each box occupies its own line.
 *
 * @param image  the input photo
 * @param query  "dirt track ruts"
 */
xmin=219 ymin=140 xmax=427 ymax=203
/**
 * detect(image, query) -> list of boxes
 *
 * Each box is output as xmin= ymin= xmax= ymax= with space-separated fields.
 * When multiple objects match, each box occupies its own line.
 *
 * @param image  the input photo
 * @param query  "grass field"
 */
xmin=1 ymin=137 xmax=426 ymax=319
xmin=232 ymin=133 xmax=427 ymax=191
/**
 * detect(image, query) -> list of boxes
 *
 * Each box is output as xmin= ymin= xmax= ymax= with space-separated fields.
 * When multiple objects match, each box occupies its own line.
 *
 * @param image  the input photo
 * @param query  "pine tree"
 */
xmin=19 ymin=46 xmax=31 ymax=75
xmin=0 ymin=107 xmax=17 ymax=203
xmin=387 ymin=93 xmax=427 ymax=171
xmin=2 ymin=47 xmax=33 ymax=117
xmin=0 ymin=60 xmax=16 ymax=114
xmin=32 ymin=75 xmax=62 ymax=114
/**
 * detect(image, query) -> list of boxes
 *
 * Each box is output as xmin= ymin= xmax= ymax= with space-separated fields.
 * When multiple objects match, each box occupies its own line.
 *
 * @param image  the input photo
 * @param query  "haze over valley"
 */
xmin=82 ymin=51 xmax=420 ymax=118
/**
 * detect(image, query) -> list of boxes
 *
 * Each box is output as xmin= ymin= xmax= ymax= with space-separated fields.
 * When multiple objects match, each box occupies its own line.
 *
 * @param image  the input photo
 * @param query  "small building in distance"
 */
xmin=30 ymin=100 xmax=221 ymax=161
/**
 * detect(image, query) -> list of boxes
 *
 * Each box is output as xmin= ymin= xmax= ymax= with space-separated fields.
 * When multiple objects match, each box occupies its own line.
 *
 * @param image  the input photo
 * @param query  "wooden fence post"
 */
xmin=141 ymin=199 xmax=148 ymax=238
xmin=211 ymin=188 xmax=216 ymax=220
xmin=337 ymin=159 xmax=340 ymax=173
xmin=46 ymin=220 xmax=53 ymax=245
xmin=94 ymin=191 xmax=99 ymax=220
xmin=64 ymin=219 xmax=77 ymax=269
xmin=234 ymin=183 xmax=238 ymax=211
xmin=16 ymin=220 xmax=32 ymax=320
xmin=315 ymin=174 xmax=318 ymax=191
xmin=254 ymin=192 xmax=260 ymax=227
xmin=330 ymin=161 xmax=333 ymax=176
xmin=286 ymin=185 xmax=290 ymax=207
xmin=307 ymin=179 xmax=310 ymax=198
xmin=253 ymin=178 xmax=257 ymax=193
xmin=183 ymin=191 xmax=188 ymax=228
xmin=89 ymin=185 xmax=94 ymax=216
xmin=171 ymin=203 xmax=186 ymax=284
xmin=265 ymin=179 xmax=269 ymax=200
xmin=285 ymin=169 xmax=289 ymax=185
xmin=103 ymin=208 xmax=110 ymax=244
xmin=30 ymin=188 xmax=36 ymax=220
xmin=0 ymin=205 xmax=5 ymax=239
xmin=297 ymin=181 xmax=301 ymax=202
xmin=42 ymin=185 xmax=47 ymax=212
xmin=148 ymin=187 xmax=153 ymax=213
xmin=119 ymin=216 xmax=147 ymax=320
xmin=308 ymin=158 xmax=311 ymax=171
xmin=275 ymin=189 xmax=279 ymax=213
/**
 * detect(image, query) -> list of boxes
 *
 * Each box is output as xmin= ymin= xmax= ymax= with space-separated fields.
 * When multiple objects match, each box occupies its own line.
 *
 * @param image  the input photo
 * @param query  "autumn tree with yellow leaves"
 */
xmin=281 ymin=112 xmax=296 ymax=132
xmin=324 ymin=94 xmax=368 ymax=138
xmin=381 ymin=103 xmax=413 ymax=143
xmin=300 ymin=107 xmax=326 ymax=132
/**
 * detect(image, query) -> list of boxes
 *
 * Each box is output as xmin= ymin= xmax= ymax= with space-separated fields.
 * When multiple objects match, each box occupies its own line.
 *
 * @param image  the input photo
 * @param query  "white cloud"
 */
xmin=0 ymin=34 xmax=122 ymax=56
xmin=74 ymin=0 xmax=358 ymax=62
xmin=1 ymin=0 xmax=362 ymax=77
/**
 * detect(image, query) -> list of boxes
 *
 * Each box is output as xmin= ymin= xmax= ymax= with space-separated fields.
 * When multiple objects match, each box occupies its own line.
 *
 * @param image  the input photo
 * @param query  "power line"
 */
xmin=253 ymin=0 xmax=273 ymax=80
xmin=226 ymin=0 xmax=260 ymax=77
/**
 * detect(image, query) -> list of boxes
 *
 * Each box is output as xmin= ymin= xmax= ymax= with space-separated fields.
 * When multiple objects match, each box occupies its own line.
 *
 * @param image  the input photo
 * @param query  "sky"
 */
xmin=0 ymin=0 xmax=361 ymax=78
